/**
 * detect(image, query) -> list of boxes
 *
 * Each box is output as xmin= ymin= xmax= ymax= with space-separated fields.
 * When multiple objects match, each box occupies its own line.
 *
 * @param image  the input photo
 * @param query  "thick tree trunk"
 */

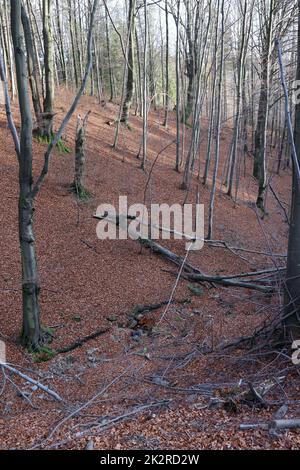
xmin=19 ymin=198 xmax=41 ymax=350
xmin=11 ymin=0 xmax=42 ymax=351
xmin=284 ymin=3 xmax=300 ymax=337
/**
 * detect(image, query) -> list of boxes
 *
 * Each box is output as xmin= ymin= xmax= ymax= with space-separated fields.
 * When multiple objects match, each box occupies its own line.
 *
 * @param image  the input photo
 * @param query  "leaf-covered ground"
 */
xmin=0 ymin=90 xmax=299 ymax=450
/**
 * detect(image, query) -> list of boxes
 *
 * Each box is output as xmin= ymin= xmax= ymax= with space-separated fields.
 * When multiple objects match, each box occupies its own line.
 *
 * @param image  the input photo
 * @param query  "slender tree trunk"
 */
xmin=55 ymin=0 xmax=67 ymax=84
xmin=141 ymin=0 xmax=148 ymax=171
xmin=121 ymin=0 xmax=136 ymax=125
xmin=105 ymin=7 xmax=114 ymax=102
xmin=253 ymin=0 xmax=275 ymax=212
xmin=207 ymin=0 xmax=224 ymax=240
xmin=163 ymin=0 xmax=169 ymax=128
xmin=43 ymin=0 xmax=55 ymax=137
xmin=227 ymin=0 xmax=252 ymax=197
xmin=21 ymin=4 xmax=44 ymax=135
xmin=175 ymin=0 xmax=181 ymax=172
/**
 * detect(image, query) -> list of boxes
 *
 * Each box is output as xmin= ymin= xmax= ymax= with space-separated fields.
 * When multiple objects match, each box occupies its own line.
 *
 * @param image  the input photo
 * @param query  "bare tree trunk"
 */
xmin=141 ymin=0 xmax=148 ymax=171
xmin=163 ymin=0 xmax=169 ymax=128
xmin=72 ymin=112 xmax=90 ymax=199
xmin=253 ymin=0 xmax=275 ymax=212
xmin=227 ymin=0 xmax=253 ymax=198
xmin=55 ymin=0 xmax=67 ymax=84
xmin=69 ymin=0 xmax=79 ymax=89
xmin=11 ymin=0 xmax=42 ymax=351
xmin=207 ymin=0 xmax=224 ymax=240
xmin=7 ymin=0 xmax=99 ymax=351
xmin=175 ymin=0 xmax=181 ymax=172
xmin=21 ymin=4 xmax=44 ymax=135
xmin=105 ymin=7 xmax=115 ymax=102
xmin=42 ymin=0 xmax=55 ymax=137
xmin=121 ymin=0 xmax=136 ymax=125
xmin=279 ymin=11 xmax=300 ymax=336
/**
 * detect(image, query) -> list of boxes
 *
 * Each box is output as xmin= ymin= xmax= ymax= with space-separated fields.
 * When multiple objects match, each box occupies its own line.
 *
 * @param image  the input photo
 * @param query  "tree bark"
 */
xmin=253 ymin=0 xmax=275 ymax=211
xmin=21 ymin=4 xmax=44 ymax=135
xmin=121 ymin=0 xmax=136 ymax=125
xmin=284 ymin=2 xmax=300 ymax=337
xmin=11 ymin=0 xmax=42 ymax=351
xmin=42 ymin=0 xmax=55 ymax=137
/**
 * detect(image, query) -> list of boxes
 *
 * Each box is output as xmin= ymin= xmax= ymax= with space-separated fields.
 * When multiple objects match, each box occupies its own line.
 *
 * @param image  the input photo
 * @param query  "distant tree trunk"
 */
xmin=0 ymin=1 xmax=16 ymax=100
xmin=93 ymin=37 xmax=103 ymax=104
xmin=55 ymin=0 xmax=67 ymax=84
xmin=203 ymin=34 xmax=217 ymax=187
xmin=181 ymin=0 xmax=211 ymax=190
xmin=21 ymin=4 xmax=44 ymax=135
xmin=253 ymin=0 xmax=275 ymax=212
xmin=141 ymin=0 xmax=148 ymax=171
xmin=227 ymin=0 xmax=252 ymax=198
xmin=105 ymin=7 xmax=114 ymax=102
xmin=121 ymin=0 xmax=136 ymax=125
xmin=69 ymin=0 xmax=79 ymax=88
xmin=163 ymin=0 xmax=169 ymax=128
xmin=182 ymin=0 xmax=200 ymax=124
xmin=207 ymin=0 xmax=224 ymax=240
xmin=42 ymin=0 xmax=55 ymax=137
xmin=148 ymin=24 xmax=157 ymax=110
xmin=175 ymin=0 xmax=181 ymax=171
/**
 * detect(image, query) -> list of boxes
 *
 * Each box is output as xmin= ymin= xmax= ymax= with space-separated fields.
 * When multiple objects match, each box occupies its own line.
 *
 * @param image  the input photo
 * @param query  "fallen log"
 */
xmin=93 ymin=213 xmax=276 ymax=293
xmin=240 ymin=419 xmax=300 ymax=432
xmin=271 ymin=419 xmax=300 ymax=430
xmin=140 ymin=239 xmax=273 ymax=293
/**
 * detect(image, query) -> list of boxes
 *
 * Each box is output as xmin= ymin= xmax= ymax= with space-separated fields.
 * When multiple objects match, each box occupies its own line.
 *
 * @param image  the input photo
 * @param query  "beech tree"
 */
xmin=42 ymin=0 xmax=55 ymax=137
xmin=284 ymin=0 xmax=300 ymax=338
xmin=2 ymin=0 xmax=99 ymax=351
xmin=121 ymin=0 xmax=137 ymax=125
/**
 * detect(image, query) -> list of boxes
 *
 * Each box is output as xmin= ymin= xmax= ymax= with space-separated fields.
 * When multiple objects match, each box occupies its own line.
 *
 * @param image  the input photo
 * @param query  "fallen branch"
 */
xmin=240 ymin=419 xmax=300 ymax=432
xmin=138 ymin=238 xmax=204 ymax=276
xmin=206 ymin=239 xmax=287 ymax=259
xmin=74 ymin=400 xmax=172 ymax=438
xmin=1 ymin=364 xmax=63 ymax=402
xmin=187 ymin=273 xmax=275 ymax=293
xmin=271 ymin=419 xmax=300 ymax=430
xmin=94 ymin=214 xmax=278 ymax=294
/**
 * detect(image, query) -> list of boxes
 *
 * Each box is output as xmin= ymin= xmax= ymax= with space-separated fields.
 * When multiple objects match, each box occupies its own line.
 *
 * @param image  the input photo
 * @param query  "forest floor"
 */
xmin=0 ymin=89 xmax=299 ymax=450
